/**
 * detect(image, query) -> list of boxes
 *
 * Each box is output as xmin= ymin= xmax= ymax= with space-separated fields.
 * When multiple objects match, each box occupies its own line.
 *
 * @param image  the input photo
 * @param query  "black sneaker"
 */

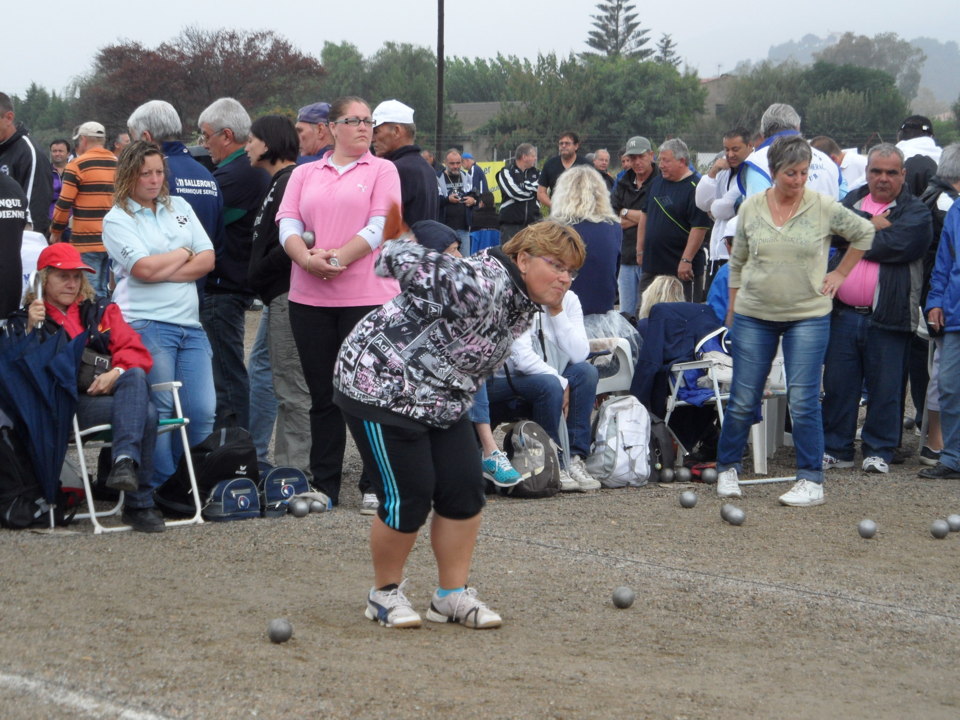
xmin=121 ymin=506 xmax=166 ymax=533
xmin=919 ymin=446 xmax=942 ymax=467
xmin=917 ymin=463 xmax=960 ymax=480
xmin=106 ymin=457 xmax=139 ymax=493
xmin=890 ymin=447 xmax=912 ymax=465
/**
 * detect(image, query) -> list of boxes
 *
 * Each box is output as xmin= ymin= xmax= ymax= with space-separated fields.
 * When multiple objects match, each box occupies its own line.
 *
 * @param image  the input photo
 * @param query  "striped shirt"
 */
xmin=51 ymin=146 xmax=117 ymax=252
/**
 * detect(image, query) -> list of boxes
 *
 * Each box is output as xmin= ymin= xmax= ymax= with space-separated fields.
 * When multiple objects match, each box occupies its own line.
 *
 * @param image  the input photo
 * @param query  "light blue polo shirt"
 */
xmin=103 ymin=196 xmax=214 ymax=328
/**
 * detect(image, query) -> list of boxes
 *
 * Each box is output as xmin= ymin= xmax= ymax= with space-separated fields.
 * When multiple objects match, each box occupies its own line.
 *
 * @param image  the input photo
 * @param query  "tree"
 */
xmin=814 ymin=32 xmax=926 ymax=101
xmin=71 ymin=28 xmax=324 ymax=136
xmin=655 ymin=34 xmax=680 ymax=68
xmin=583 ymin=0 xmax=652 ymax=60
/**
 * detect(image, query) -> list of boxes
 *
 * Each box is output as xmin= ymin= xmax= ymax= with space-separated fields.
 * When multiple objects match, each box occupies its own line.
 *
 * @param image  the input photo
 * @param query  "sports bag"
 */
xmin=647 ymin=413 xmax=677 ymax=483
xmin=260 ymin=466 xmax=313 ymax=517
xmin=586 ymin=395 xmax=651 ymax=488
xmin=502 ymin=420 xmax=560 ymax=498
xmin=202 ymin=477 xmax=261 ymax=521
xmin=156 ymin=427 xmax=260 ymax=516
xmin=0 ymin=426 xmax=49 ymax=528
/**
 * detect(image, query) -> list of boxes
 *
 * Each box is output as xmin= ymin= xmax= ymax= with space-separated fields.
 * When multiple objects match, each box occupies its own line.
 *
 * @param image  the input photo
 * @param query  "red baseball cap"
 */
xmin=37 ymin=243 xmax=96 ymax=273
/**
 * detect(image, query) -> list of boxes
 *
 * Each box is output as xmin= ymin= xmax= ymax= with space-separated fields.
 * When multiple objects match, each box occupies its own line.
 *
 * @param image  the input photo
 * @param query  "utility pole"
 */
xmin=436 ymin=0 xmax=444 ymax=155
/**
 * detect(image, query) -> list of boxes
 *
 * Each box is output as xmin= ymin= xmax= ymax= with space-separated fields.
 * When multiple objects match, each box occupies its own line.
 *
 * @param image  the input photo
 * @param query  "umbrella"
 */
xmin=0 ymin=325 xmax=87 ymax=505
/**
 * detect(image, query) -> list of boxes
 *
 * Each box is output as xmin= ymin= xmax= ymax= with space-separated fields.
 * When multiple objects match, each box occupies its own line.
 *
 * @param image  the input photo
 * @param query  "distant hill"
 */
xmin=766 ymin=34 xmax=960 ymax=105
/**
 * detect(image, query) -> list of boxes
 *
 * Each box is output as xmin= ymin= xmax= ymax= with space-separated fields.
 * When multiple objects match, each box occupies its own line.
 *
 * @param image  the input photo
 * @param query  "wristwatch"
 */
xmin=680 ymin=258 xmax=693 ymax=264
xmin=113 ymin=367 xmax=125 ymax=375
xmin=620 ymin=208 xmax=629 ymax=218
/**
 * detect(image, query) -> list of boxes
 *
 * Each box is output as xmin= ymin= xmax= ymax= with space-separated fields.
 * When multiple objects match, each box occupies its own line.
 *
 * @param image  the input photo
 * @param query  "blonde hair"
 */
xmin=549 ymin=165 xmax=618 ymax=225
xmin=22 ymin=267 xmax=96 ymax=306
xmin=637 ymin=275 xmax=684 ymax=319
xmin=502 ymin=220 xmax=586 ymax=270
xmin=113 ymin=140 xmax=171 ymax=215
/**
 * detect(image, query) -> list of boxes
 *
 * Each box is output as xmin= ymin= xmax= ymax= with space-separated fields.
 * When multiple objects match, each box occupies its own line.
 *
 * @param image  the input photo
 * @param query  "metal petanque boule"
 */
xmin=930 ymin=519 xmax=950 ymax=539
xmin=700 ymin=467 xmax=718 ymax=484
xmin=721 ymin=503 xmax=736 ymax=521
xmin=267 ymin=618 xmax=293 ymax=644
xmin=289 ymin=498 xmax=310 ymax=518
xmin=725 ymin=506 xmax=745 ymax=526
xmin=675 ymin=467 xmax=692 ymax=483
xmin=947 ymin=514 xmax=960 ymax=532
xmin=302 ymin=230 xmax=315 ymax=248
xmin=309 ymin=500 xmax=327 ymax=513
xmin=679 ymin=491 xmax=697 ymax=508
xmin=857 ymin=519 xmax=877 ymax=539
xmin=659 ymin=467 xmax=675 ymax=483
xmin=612 ymin=586 xmax=635 ymax=609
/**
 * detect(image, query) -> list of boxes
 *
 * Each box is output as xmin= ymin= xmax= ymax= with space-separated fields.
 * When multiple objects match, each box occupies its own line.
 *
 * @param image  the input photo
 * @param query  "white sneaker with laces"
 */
xmin=567 ymin=456 xmax=601 ymax=491
xmin=426 ymin=587 xmax=502 ymax=629
xmin=778 ymin=478 xmax=825 ymax=507
xmin=822 ymin=453 xmax=854 ymax=470
xmin=365 ymin=579 xmax=422 ymax=628
xmin=716 ymin=468 xmax=741 ymax=498
xmin=360 ymin=493 xmax=379 ymax=515
xmin=557 ymin=467 xmax=579 ymax=492
xmin=862 ymin=456 xmax=889 ymax=474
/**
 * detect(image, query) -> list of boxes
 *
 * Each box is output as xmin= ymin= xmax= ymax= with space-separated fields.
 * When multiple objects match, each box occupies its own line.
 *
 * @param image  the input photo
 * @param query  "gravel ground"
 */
xmin=1 ymin=311 xmax=958 ymax=719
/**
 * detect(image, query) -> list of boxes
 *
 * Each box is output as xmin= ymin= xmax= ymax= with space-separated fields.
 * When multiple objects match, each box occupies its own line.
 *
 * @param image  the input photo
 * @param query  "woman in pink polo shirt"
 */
xmin=277 ymin=96 xmax=402 ymax=510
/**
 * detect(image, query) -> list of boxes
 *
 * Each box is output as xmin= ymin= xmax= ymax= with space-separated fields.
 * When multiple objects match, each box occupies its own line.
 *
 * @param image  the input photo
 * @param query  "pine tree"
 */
xmin=584 ymin=0 xmax=652 ymax=60
xmin=655 ymin=34 xmax=680 ymax=68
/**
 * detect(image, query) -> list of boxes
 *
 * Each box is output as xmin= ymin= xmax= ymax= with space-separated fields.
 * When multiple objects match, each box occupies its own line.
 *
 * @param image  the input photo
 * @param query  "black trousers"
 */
xmin=288 ymin=301 xmax=376 ymax=504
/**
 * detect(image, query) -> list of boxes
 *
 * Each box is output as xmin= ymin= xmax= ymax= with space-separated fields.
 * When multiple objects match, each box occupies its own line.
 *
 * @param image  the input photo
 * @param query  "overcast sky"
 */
xmin=6 ymin=0 xmax=957 ymax=98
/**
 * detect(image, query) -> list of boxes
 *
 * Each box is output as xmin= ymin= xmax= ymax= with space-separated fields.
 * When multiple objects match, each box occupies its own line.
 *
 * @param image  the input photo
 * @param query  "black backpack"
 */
xmin=501 ymin=420 xmax=561 ymax=499
xmin=0 ymin=426 xmax=77 ymax=528
xmin=156 ymin=427 xmax=260 ymax=516
xmin=647 ymin=413 xmax=677 ymax=483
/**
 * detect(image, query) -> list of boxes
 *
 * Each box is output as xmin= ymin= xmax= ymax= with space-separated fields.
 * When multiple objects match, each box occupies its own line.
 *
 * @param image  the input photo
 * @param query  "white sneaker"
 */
xmin=567 ymin=456 xmax=601 ymax=491
xmin=716 ymin=468 xmax=741 ymax=498
xmin=778 ymin=479 xmax=825 ymax=507
xmin=558 ymin=467 xmax=579 ymax=492
xmin=862 ymin=456 xmax=889 ymax=474
xmin=365 ymin=579 xmax=422 ymax=628
xmin=360 ymin=493 xmax=379 ymax=515
xmin=822 ymin=453 xmax=854 ymax=470
xmin=425 ymin=587 xmax=502 ymax=629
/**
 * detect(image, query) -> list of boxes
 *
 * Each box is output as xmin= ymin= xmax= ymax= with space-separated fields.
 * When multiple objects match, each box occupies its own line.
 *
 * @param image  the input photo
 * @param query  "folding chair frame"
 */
xmin=69 ymin=381 xmax=204 ymax=534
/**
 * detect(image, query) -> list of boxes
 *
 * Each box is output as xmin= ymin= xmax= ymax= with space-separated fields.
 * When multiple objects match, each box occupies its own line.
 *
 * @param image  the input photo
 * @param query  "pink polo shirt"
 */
xmin=837 ymin=195 xmax=887 ymax=309
xmin=277 ymin=151 xmax=402 ymax=307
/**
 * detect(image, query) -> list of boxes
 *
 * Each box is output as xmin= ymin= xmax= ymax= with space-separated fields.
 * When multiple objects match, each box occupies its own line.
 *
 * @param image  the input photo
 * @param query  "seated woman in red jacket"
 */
xmin=14 ymin=244 xmax=162 ymax=533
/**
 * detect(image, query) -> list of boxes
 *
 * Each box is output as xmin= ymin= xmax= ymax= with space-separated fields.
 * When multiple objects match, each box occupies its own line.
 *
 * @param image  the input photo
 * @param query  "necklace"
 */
xmin=769 ymin=190 xmax=802 ymax=227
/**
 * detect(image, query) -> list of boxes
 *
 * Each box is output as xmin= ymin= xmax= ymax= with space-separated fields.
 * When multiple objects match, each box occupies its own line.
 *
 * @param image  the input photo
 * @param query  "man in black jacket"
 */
xmin=371 ymin=99 xmax=438 ymax=226
xmin=822 ymin=144 xmax=933 ymax=475
xmin=496 ymin=143 xmax=539 ymax=243
xmin=0 ymin=92 xmax=52 ymax=236
xmin=610 ymin=136 xmax=656 ymax=318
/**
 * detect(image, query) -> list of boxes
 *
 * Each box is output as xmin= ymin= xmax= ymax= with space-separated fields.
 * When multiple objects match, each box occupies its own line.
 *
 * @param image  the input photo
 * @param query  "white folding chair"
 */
xmin=70 ymin=381 xmax=204 ymax=534
xmin=591 ymin=337 xmax=635 ymax=396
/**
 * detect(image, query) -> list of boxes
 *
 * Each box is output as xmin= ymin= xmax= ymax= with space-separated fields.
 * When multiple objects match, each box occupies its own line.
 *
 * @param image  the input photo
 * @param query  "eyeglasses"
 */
xmin=333 ymin=116 xmax=374 ymax=127
xmin=200 ymin=128 xmax=225 ymax=143
xmin=534 ymin=255 xmax=578 ymax=280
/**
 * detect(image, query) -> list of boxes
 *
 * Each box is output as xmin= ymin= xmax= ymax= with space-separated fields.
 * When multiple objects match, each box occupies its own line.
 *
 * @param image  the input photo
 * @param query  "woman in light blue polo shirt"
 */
xmin=103 ymin=141 xmax=217 ymax=492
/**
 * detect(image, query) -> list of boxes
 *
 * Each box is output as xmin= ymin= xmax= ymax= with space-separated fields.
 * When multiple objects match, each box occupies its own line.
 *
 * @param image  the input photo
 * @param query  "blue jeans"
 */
xmin=487 ymin=362 xmax=599 ymax=458
xmin=938 ymin=332 xmax=960 ymax=471
xmin=247 ymin=307 xmax=277 ymax=464
xmin=76 ymin=367 xmax=158 ymax=509
xmin=717 ymin=313 xmax=830 ymax=483
xmin=81 ymin=251 xmax=111 ymax=299
xmin=468 ymin=382 xmax=490 ymax=424
xmin=618 ymin=264 xmax=642 ymax=318
xmin=822 ymin=306 xmax=911 ymax=463
xmin=129 ymin=320 xmax=216 ymax=489
xmin=200 ymin=292 xmax=253 ymax=430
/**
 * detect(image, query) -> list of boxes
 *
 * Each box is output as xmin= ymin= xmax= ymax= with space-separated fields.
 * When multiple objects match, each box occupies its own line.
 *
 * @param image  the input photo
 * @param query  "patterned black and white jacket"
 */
xmin=333 ymin=238 xmax=537 ymax=429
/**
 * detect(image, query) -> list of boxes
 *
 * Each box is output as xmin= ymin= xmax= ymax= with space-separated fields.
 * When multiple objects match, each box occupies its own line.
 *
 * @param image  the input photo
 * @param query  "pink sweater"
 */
xmin=277 ymin=152 xmax=402 ymax=307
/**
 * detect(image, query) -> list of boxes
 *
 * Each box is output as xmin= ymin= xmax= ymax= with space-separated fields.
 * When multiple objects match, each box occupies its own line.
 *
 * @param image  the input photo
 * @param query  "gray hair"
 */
xmin=658 ymin=138 xmax=690 ymax=163
xmin=937 ymin=143 xmax=960 ymax=184
xmin=867 ymin=143 xmax=905 ymax=169
xmin=515 ymin=142 xmax=536 ymax=161
xmin=760 ymin=103 xmax=801 ymax=137
xmin=127 ymin=100 xmax=182 ymax=142
xmin=198 ymin=97 xmax=251 ymax=141
xmin=767 ymin=135 xmax=812 ymax=176
xmin=550 ymin=165 xmax=618 ymax=225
